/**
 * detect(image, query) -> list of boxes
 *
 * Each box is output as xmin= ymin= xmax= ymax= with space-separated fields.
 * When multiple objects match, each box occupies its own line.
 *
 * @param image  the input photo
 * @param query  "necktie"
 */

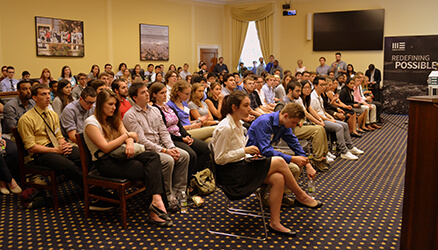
xmin=10 ymin=80 xmax=15 ymax=91
xmin=42 ymin=111 xmax=59 ymax=148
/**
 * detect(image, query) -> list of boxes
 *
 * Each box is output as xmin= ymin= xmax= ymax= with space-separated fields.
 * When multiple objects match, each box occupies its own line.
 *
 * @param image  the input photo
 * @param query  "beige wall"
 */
xmin=0 ymin=0 xmax=225 ymax=78
xmin=1 ymin=0 xmax=437 ymax=79
xmin=274 ymin=0 xmax=438 ymax=74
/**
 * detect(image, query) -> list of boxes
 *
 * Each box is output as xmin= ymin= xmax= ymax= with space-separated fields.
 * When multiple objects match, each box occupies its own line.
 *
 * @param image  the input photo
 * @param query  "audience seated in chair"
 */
xmin=83 ymin=89 xmax=172 ymax=227
xmin=71 ymin=73 xmax=88 ymax=101
xmin=52 ymin=79 xmax=73 ymax=117
xmin=17 ymin=84 xmax=83 ymax=189
xmin=310 ymin=77 xmax=364 ymax=160
xmin=188 ymin=83 xmax=219 ymax=126
xmin=148 ymin=82 xmax=212 ymax=184
xmin=123 ymin=82 xmax=189 ymax=212
xmin=280 ymin=81 xmax=330 ymax=170
xmin=3 ymin=80 xmax=35 ymax=135
xmin=205 ymin=82 xmax=225 ymax=121
xmin=60 ymin=87 xmax=96 ymax=143
xmin=247 ymin=103 xmax=318 ymax=207
xmin=324 ymin=79 xmax=362 ymax=137
xmin=211 ymin=90 xmax=322 ymax=237
xmin=167 ymin=80 xmax=215 ymax=142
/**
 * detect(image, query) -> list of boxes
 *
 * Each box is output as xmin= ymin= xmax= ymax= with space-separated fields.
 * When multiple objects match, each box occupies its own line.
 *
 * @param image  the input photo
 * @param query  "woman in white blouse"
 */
xmin=211 ymin=91 xmax=322 ymax=237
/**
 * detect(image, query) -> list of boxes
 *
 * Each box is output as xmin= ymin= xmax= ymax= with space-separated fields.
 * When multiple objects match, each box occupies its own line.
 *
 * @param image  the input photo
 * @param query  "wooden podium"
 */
xmin=401 ymin=96 xmax=438 ymax=250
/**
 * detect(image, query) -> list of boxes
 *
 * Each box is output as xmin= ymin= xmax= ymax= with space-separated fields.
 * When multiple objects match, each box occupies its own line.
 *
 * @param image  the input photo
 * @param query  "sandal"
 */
xmin=149 ymin=204 xmax=172 ymax=221
xmin=148 ymin=218 xmax=173 ymax=227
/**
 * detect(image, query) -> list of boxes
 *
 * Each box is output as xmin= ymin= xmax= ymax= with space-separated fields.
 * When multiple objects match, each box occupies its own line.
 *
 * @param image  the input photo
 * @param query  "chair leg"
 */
xmin=207 ymin=189 xmax=268 ymax=241
xmin=120 ymin=187 xmax=127 ymax=228
xmin=50 ymin=172 xmax=59 ymax=210
xmin=83 ymin=185 xmax=90 ymax=219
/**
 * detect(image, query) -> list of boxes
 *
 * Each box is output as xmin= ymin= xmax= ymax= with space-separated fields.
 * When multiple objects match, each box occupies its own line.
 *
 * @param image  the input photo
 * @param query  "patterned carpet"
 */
xmin=0 ymin=114 xmax=407 ymax=250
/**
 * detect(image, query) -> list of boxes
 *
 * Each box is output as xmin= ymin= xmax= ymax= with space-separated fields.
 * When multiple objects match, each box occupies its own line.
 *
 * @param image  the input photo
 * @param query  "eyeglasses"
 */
xmin=84 ymin=100 xmax=95 ymax=106
xmin=180 ymin=91 xmax=190 ymax=96
xmin=79 ymin=78 xmax=87 ymax=81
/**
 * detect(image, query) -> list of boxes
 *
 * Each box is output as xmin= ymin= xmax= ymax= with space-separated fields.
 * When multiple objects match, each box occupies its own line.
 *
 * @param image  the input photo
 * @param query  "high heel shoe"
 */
xmin=148 ymin=218 xmax=173 ymax=227
xmin=10 ymin=186 xmax=22 ymax=194
xmin=0 ymin=187 xmax=10 ymax=195
xmin=149 ymin=204 xmax=172 ymax=221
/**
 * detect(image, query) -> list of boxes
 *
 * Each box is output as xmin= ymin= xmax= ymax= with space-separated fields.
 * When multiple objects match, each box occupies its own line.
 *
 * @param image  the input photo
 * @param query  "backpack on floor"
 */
xmin=190 ymin=168 xmax=216 ymax=196
xmin=21 ymin=188 xmax=50 ymax=209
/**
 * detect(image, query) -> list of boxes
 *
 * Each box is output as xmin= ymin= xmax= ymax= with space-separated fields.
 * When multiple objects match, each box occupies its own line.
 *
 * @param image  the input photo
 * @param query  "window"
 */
xmin=239 ymin=21 xmax=263 ymax=71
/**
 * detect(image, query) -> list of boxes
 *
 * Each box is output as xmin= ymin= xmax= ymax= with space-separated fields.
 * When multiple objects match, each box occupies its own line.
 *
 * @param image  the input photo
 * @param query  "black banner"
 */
xmin=383 ymin=35 xmax=438 ymax=114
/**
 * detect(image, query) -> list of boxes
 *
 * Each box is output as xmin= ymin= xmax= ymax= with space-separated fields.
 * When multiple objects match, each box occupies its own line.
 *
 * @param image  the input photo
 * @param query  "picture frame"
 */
xmin=139 ymin=24 xmax=169 ymax=61
xmin=35 ymin=16 xmax=84 ymax=57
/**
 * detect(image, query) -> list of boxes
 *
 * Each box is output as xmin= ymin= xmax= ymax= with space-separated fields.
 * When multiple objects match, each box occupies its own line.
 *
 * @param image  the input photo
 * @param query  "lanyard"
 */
xmin=34 ymin=109 xmax=56 ymax=137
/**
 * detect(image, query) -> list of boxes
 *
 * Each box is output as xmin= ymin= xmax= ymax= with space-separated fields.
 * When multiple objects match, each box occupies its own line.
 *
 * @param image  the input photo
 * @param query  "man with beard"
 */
xmin=112 ymin=78 xmax=131 ymax=119
xmin=4 ymin=80 xmax=35 ymax=134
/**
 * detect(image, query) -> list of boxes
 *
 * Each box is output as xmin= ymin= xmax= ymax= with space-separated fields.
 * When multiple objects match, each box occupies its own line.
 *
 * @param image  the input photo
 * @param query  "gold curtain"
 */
xmin=255 ymin=15 xmax=273 ymax=61
xmin=230 ymin=3 xmax=274 ymax=69
xmin=231 ymin=3 xmax=274 ymax=22
xmin=231 ymin=18 xmax=249 ymax=71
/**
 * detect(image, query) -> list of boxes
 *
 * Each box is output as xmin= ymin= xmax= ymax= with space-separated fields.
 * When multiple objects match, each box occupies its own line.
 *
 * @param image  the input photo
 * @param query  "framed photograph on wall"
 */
xmin=140 ymin=24 xmax=169 ymax=61
xmin=35 ymin=16 xmax=84 ymax=57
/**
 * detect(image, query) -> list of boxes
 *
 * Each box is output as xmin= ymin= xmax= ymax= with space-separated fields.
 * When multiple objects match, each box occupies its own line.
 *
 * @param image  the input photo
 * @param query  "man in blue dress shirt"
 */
xmin=0 ymin=66 xmax=19 ymax=92
xmin=247 ymin=103 xmax=316 ymax=206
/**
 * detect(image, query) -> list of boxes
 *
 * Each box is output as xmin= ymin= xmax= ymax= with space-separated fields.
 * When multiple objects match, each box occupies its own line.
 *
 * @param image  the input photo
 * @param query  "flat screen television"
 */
xmin=313 ymin=9 xmax=385 ymax=51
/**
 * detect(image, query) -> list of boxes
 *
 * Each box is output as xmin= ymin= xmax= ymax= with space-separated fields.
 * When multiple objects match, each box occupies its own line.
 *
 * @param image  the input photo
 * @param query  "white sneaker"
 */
xmin=327 ymin=152 xmax=336 ymax=159
xmin=341 ymin=151 xmax=358 ymax=160
xmin=326 ymin=156 xmax=335 ymax=163
xmin=349 ymin=147 xmax=364 ymax=155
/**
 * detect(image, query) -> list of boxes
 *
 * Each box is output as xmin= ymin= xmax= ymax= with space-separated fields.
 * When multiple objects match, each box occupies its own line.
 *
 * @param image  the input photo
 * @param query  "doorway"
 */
xmin=200 ymin=48 xmax=218 ymax=73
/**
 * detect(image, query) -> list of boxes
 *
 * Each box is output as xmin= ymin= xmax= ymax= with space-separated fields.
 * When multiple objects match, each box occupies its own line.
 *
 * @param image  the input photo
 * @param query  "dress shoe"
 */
xmin=360 ymin=127 xmax=370 ymax=132
xmin=294 ymin=199 xmax=323 ymax=209
xmin=268 ymin=225 xmax=296 ymax=237
xmin=148 ymin=218 xmax=173 ymax=227
xmin=350 ymin=133 xmax=362 ymax=138
xmin=0 ymin=187 xmax=10 ymax=195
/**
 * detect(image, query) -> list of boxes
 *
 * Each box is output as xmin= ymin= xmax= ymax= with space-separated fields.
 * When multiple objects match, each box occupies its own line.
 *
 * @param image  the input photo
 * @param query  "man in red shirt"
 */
xmin=111 ymin=78 xmax=131 ymax=119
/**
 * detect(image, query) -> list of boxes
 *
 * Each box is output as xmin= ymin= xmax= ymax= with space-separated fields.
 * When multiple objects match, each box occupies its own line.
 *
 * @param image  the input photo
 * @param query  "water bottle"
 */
xmin=180 ymin=191 xmax=188 ymax=213
xmin=308 ymin=179 xmax=316 ymax=198
xmin=0 ymin=141 xmax=6 ymax=157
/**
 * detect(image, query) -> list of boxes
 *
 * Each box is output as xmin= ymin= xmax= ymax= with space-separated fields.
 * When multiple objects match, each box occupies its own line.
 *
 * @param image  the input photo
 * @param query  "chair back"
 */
xmin=11 ymin=127 xmax=27 ymax=168
xmin=75 ymin=133 xmax=93 ymax=178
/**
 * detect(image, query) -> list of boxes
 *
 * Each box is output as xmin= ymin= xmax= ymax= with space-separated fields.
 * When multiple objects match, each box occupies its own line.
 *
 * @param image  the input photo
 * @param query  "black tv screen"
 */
xmin=313 ymin=9 xmax=385 ymax=51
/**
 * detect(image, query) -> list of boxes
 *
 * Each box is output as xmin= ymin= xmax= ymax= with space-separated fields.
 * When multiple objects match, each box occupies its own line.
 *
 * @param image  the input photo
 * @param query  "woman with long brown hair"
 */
xmin=39 ymin=68 xmax=53 ymax=85
xmin=52 ymin=79 xmax=73 ymax=116
xmin=84 ymin=89 xmax=172 ymax=227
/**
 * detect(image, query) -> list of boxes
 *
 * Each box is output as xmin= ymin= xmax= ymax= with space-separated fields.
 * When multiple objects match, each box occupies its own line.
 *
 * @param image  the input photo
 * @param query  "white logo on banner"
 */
xmin=392 ymin=42 xmax=406 ymax=51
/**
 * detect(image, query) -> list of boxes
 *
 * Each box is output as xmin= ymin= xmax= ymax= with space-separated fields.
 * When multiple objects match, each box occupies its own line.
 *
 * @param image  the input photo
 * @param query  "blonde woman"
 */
xmin=188 ymin=83 xmax=217 ymax=126
xmin=167 ymin=80 xmax=215 ymax=141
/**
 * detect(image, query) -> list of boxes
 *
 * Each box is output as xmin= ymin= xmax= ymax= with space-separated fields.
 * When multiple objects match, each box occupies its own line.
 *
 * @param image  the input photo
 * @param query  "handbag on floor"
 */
xmin=190 ymin=168 xmax=216 ymax=196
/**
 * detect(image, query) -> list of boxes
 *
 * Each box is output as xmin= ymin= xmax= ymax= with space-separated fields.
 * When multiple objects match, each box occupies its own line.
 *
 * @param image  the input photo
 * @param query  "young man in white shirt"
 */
xmin=310 ymin=77 xmax=363 ymax=160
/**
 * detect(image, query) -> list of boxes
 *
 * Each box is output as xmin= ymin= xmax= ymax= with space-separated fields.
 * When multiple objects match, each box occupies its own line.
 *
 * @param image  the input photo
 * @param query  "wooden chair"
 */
xmin=12 ymin=127 xmax=59 ymax=210
xmin=206 ymin=142 xmax=269 ymax=241
xmin=75 ymin=133 xmax=146 ymax=228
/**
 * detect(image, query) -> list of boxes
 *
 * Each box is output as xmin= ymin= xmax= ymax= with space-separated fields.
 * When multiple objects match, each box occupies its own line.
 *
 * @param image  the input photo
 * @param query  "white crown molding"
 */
xmin=189 ymin=0 xmax=271 ymax=5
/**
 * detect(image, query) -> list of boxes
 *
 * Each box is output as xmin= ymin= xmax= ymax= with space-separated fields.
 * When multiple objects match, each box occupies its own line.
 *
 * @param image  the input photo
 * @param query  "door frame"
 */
xmin=197 ymin=44 xmax=222 ymax=66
